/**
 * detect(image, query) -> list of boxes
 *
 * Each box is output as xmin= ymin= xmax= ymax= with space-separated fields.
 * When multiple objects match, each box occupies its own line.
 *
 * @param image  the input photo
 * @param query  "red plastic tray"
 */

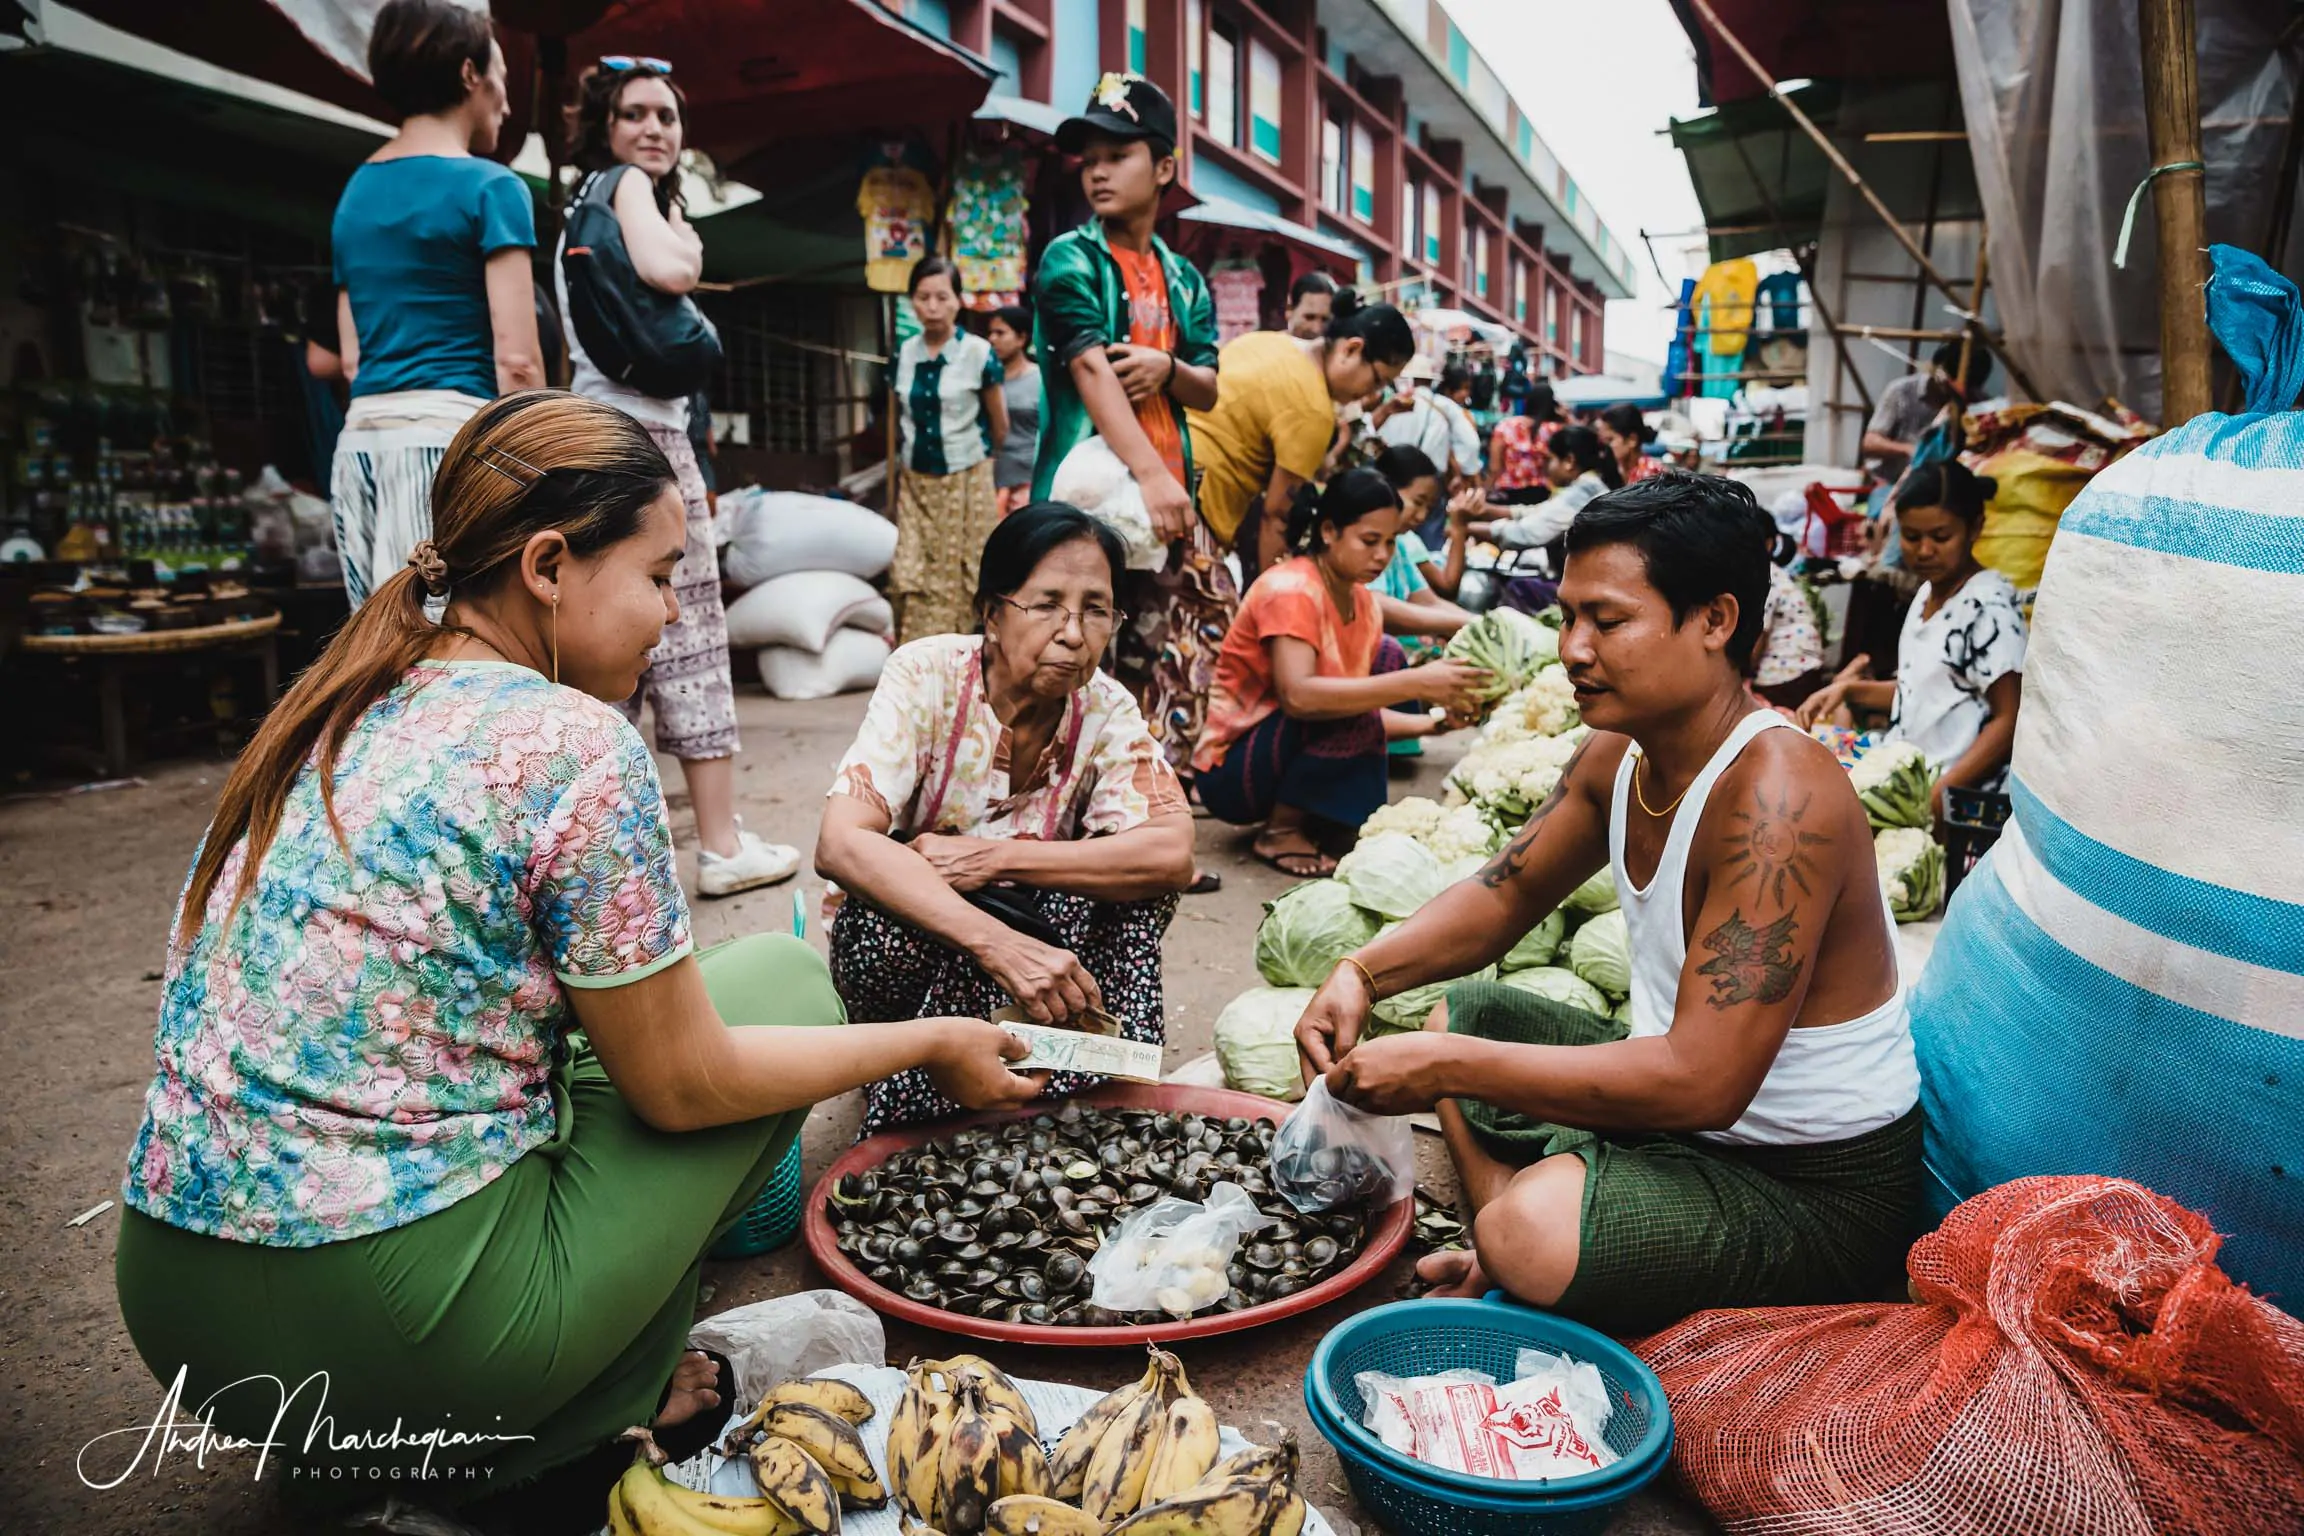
xmin=803 ymin=1082 xmax=1412 ymax=1347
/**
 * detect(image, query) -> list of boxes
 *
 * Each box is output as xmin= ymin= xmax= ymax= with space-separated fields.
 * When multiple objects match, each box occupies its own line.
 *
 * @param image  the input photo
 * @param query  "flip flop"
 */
xmin=1186 ymin=870 xmax=1223 ymax=894
xmin=1253 ymin=836 xmax=1337 ymax=879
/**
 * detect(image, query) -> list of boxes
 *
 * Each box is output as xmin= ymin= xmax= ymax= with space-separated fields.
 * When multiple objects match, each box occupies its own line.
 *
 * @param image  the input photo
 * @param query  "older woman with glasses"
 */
xmin=815 ymin=503 xmax=1198 ymax=1133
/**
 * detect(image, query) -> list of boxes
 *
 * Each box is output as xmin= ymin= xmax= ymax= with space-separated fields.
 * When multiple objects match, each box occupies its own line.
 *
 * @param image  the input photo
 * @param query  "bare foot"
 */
xmin=654 ymin=1350 xmax=723 ymax=1429
xmin=1416 ymin=1247 xmax=1491 ymax=1298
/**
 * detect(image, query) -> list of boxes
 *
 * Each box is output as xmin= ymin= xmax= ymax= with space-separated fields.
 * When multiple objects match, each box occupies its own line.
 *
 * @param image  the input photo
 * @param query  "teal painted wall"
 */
xmin=1052 ymin=0 xmax=1102 ymax=114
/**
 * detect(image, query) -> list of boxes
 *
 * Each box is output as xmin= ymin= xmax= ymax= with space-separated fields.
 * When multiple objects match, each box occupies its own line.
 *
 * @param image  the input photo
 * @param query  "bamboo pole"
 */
xmin=1957 ymin=234 xmax=1990 ymax=388
xmin=1683 ymin=0 xmax=2045 ymax=401
xmin=2138 ymin=0 xmax=2211 ymax=423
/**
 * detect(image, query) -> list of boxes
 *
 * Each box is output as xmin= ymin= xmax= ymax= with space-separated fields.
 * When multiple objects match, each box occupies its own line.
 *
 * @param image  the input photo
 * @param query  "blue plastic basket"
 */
xmin=710 ymin=1138 xmax=806 ymax=1259
xmin=1304 ymin=1294 xmax=1672 ymax=1536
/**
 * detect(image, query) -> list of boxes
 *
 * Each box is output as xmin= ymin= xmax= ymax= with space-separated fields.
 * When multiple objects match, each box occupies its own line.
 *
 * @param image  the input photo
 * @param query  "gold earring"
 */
xmin=550 ymin=595 xmax=560 ymax=685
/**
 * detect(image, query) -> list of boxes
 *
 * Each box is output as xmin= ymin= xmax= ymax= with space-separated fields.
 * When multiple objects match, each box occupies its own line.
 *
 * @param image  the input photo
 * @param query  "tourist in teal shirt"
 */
xmin=327 ymin=0 xmax=543 ymax=606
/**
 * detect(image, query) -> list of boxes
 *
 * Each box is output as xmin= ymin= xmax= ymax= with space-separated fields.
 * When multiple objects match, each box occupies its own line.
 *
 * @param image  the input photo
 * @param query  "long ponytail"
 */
xmin=176 ymin=391 xmax=673 ymax=946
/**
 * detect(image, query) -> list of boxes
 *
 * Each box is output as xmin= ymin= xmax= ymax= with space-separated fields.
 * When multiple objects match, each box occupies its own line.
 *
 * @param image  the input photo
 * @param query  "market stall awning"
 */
xmin=1178 ymin=196 xmax=1364 ymax=272
xmin=1668 ymin=82 xmax=1840 ymax=262
xmin=1552 ymin=374 xmax=1671 ymax=410
xmin=974 ymin=92 xmax=1068 ymax=140
xmin=1667 ymin=0 xmax=1954 ymax=107
xmin=61 ymin=0 xmax=998 ymax=170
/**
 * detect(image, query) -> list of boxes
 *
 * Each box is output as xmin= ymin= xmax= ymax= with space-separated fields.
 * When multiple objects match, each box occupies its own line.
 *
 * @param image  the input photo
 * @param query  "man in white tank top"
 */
xmin=1294 ymin=475 xmax=1922 ymax=1335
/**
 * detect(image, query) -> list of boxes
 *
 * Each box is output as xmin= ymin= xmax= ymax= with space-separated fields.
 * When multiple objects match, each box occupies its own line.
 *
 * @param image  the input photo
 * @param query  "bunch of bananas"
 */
xmin=606 ymin=1376 xmax=884 ymax=1536
xmin=884 ymin=1353 xmax=1051 ymax=1536
xmin=967 ymin=1348 xmax=1304 ymax=1536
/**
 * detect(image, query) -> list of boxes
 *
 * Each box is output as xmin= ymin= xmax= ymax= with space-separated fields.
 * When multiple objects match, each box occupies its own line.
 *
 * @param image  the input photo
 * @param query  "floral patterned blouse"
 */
xmin=123 ymin=660 xmax=692 ymax=1247
xmin=830 ymin=633 xmax=1187 ymax=845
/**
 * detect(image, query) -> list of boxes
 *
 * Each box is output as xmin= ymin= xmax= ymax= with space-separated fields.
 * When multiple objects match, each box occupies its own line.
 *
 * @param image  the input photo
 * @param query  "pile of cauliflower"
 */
xmin=1477 ymin=664 xmax=1581 ymax=745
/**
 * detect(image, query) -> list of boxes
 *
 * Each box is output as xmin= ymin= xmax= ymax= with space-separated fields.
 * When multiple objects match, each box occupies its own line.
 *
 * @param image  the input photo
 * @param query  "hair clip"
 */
xmin=477 ymin=445 xmax=544 ymax=487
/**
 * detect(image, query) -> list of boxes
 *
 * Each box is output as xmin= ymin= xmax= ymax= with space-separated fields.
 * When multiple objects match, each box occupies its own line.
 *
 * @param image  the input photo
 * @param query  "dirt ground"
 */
xmin=0 ymin=688 xmax=1714 ymax=1536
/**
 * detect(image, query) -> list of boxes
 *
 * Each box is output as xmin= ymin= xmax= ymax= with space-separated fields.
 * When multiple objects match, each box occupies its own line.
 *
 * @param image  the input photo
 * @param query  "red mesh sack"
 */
xmin=1633 ymin=1176 xmax=2304 ymax=1535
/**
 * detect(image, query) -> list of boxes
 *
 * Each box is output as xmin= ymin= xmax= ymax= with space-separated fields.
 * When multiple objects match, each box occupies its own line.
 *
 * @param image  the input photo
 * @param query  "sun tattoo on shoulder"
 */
xmin=1696 ymin=909 xmax=1804 ymax=1006
xmin=1722 ymin=786 xmax=1830 ymax=913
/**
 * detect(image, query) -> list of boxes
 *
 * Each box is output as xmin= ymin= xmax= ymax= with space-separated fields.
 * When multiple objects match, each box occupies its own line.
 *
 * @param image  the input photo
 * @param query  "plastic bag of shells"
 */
xmin=1086 ymin=1180 xmax=1278 ymax=1318
xmin=1268 ymin=1079 xmax=1416 ymax=1214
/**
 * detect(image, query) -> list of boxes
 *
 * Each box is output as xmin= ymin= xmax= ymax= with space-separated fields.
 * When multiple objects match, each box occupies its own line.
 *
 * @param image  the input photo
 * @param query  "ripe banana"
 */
xmin=730 ymin=1376 xmax=876 ymax=1440
xmin=890 ymin=1361 xmax=958 ymax=1525
xmin=1269 ymin=1491 xmax=1309 ymax=1536
xmin=1047 ymin=1366 xmax=1151 ymax=1500
xmin=1192 ymin=1429 xmax=1300 ymax=1496
xmin=609 ymin=1476 xmax=645 ymax=1536
xmin=1137 ymin=1393 xmax=1220 ymax=1506
xmin=762 ymin=1403 xmax=887 ymax=1507
xmin=1102 ymin=1472 xmax=1289 ymax=1536
xmin=937 ymin=1379 xmax=1000 ymax=1536
xmin=748 ymin=1433 xmax=842 ymax=1535
xmin=619 ymin=1456 xmax=802 ymax=1536
xmin=933 ymin=1354 xmax=1040 ymax=1437
xmin=1078 ymin=1364 xmax=1177 ymax=1525
xmin=984 ymin=1494 xmax=1108 ymax=1536
xmin=988 ymin=1406 xmax=1055 ymax=1502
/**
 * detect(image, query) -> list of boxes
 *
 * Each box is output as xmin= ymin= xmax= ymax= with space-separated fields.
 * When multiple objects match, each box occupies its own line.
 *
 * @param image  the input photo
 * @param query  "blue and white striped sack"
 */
xmin=1911 ymin=246 xmax=2304 ymax=1307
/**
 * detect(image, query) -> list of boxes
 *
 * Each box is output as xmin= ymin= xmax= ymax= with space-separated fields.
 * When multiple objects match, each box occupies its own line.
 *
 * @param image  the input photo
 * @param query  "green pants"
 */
xmin=1447 ymin=980 xmax=1924 ymax=1336
xmin=115 ymin=934 xmax=837 ymax=1507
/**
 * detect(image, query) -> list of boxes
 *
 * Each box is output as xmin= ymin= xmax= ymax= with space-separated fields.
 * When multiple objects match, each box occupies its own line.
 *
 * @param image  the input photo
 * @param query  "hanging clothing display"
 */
xmin=1692 ymin=258 xmax=1759 ymax=356
xmin=1207 ymin=258 xmax=1265 ymax=344
xmin=858 ymin=147 xmax=937 ymax=295
xmin=946 ymin=142 xmax=1030 ymax=310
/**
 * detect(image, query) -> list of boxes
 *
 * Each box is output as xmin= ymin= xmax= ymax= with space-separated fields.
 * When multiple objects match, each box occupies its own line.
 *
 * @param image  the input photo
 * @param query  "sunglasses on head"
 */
xmin=599 ymin=55 xmax=673 ymax=74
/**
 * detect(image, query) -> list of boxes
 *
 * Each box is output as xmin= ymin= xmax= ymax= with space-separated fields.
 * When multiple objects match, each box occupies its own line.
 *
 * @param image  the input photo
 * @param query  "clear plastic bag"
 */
xmin=1269 ymin=1078 xmax=1416 ymax=1214
xmin=1087 ymin=1180 xmax=1275 ymax=1317
xmin=685 ymin=1290 xmax=886 ymax=1412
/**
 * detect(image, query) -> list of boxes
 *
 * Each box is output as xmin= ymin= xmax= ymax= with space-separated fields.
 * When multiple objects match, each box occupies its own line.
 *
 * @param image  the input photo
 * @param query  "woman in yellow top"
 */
xmin=1187 ymin=291 xmax=1417 ymax=577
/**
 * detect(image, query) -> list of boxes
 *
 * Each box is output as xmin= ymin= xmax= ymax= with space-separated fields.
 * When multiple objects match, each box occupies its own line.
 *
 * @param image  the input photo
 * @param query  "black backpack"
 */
xmin=560 ymin=166 xmax=721 ymax=400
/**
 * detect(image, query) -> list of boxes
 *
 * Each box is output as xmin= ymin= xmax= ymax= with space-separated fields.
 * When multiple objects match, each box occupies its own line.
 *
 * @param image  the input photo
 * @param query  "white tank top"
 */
xmin=1609 ymin=711 xmax=1919 ymax=1146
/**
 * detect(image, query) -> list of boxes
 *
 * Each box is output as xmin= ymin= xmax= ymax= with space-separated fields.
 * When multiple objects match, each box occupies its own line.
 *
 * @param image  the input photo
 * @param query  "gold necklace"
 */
xmin=1631 ymin=753 xmax=1692 ymax=818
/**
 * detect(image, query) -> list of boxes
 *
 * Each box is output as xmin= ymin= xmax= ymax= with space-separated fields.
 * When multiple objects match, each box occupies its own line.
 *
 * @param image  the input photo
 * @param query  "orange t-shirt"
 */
xmin=1110 ymin=243 xmax=1186 ymax=486
xmin=1192 ymin=557 xmax=1383 ymax=773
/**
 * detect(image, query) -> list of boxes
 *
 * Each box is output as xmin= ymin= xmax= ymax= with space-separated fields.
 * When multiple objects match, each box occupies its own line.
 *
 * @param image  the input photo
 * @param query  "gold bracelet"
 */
xmin=1340 ymin=955 xmax=1380 ymax=999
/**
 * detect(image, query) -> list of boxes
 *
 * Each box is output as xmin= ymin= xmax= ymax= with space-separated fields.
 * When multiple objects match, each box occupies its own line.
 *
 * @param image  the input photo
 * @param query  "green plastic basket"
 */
xmin=710 ymin=1138 xmax=806 ymax=1259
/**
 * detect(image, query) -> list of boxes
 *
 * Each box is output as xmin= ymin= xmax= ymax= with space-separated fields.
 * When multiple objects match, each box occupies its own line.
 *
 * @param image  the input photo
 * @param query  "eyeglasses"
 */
xmin=994 ymin=597 xmax=1126 ymax=634
xmin=599 ymin=55 xmax=673 ymax=74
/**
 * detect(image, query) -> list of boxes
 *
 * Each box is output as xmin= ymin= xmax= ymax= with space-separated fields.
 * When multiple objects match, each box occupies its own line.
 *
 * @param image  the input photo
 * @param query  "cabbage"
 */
xmin=1498 ymin=966 xmax=1608 ymax=1016
xmin=1442 ymin=608 xmax=1555 ymax=710
xmin=1875 ymin=827 xmax=1946 ymax=924
xmin=1568 ymin=908 xmax=1632 ymax=1001
xmin=1848 ymin=741 xmax=1938 ymax=831
xmin=1612 ymin=996 xmax=1637 ymax=1028
xmin=1563 ymin=862 xmax=1619 ymax=915
xmin=1501 ymin=908 xmax=1568 ymax=972
xmin=1369 ymin=920 xmax=1495 ymax=1032
xmin=1359 ymin=796 xmax=1446 ymax=844
xmin=1214 ymin=987 xmax=1316 ymax=1101
xmin=1255 ymin=881 xmax=1380 ymax=987
xmin=1336 ymin=833 xmax=1447 ymax=918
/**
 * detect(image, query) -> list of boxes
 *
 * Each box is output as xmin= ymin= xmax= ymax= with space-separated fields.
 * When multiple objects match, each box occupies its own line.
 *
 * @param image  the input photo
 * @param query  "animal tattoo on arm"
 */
xmin=1698 ymin=786 xmax=1831 ymax=1007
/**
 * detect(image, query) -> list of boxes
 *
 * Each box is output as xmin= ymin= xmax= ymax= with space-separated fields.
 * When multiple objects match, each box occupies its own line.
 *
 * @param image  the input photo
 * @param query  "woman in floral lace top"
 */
xmin=113 ymin=392 xmax=1037 ymax=1513
xmin=817 ymin=503 xmax=1197 ymax=1132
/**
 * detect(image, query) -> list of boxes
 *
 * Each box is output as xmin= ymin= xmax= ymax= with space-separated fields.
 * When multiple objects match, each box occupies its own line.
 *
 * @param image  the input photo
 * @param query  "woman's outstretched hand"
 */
xmin=923 ymin=1018 xmax=1045 ymax=1109
xmin=1296 ymin=958 xmax=1375 ymax=1080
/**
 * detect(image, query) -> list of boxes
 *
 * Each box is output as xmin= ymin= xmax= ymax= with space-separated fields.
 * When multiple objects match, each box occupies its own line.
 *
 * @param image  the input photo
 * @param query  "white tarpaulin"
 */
xmin=1949 ymin=0 xmax=2303 ymax=421
xmin=264 ymin=0 xmax=487 ymax=79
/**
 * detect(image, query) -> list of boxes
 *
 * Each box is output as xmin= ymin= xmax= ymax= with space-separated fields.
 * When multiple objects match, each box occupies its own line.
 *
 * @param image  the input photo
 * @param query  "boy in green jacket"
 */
xmin=1032 ymin=73 xmax=1224 ymax=779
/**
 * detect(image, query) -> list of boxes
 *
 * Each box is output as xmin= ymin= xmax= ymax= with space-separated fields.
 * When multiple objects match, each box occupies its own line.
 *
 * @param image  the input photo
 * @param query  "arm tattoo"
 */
xmin=1722 ymin=786 xmax=1830 ymax=913
xmin=1477 ymin=737 xmax=1594 ymax=889
xmin=1696 ymin=908 xmax=1804 ymax=1006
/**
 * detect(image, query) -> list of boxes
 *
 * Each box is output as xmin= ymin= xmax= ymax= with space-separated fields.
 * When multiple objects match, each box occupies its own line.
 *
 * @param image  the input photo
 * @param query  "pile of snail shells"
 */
xmin=826 ymin=1101 xmax=1370 ymax=1327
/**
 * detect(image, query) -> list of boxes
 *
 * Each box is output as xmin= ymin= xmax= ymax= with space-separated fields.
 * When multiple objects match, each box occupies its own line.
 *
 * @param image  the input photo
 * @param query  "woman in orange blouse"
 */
xmin=1193 ymin=469 xmax=1489 ymax=876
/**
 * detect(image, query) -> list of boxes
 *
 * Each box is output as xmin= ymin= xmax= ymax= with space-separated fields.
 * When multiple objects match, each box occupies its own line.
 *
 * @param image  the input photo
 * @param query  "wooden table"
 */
xmin=17 ymin=613 xmax=282 ymax=777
